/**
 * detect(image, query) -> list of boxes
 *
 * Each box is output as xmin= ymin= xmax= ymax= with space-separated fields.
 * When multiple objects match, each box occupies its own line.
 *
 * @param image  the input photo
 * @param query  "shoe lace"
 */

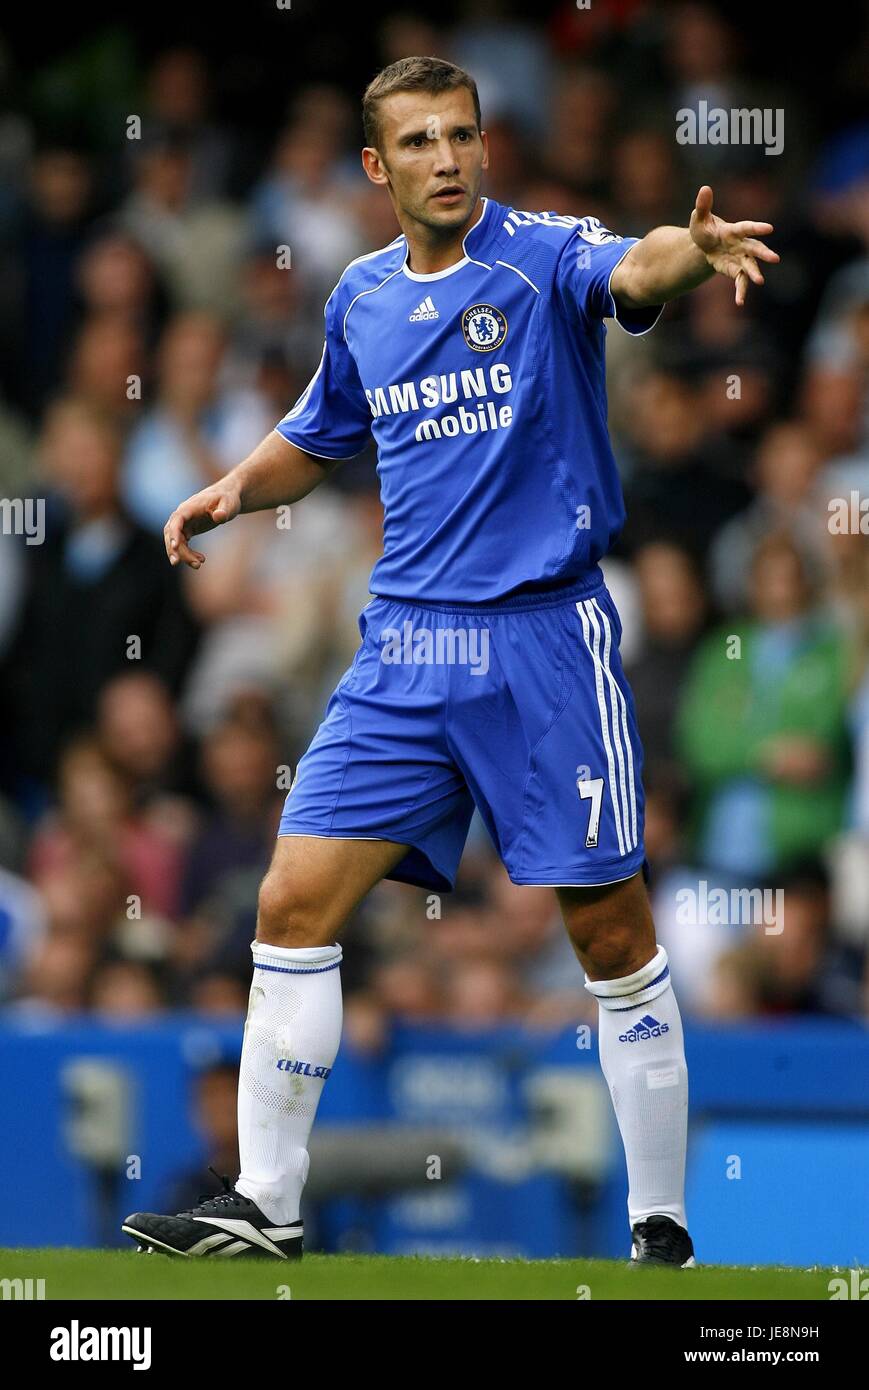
xmin=636 ymin=1216 xmax=679 ymax=1259
xmin=193 ymin=1167 xmax=247 ymax=1211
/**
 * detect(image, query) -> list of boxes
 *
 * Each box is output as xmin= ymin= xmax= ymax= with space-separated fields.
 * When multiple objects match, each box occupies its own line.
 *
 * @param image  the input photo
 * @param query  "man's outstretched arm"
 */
xmin=164 ymin=431 xmax=340 ymax=569
xmin=611 ymin=184 xmax=779 ymax=311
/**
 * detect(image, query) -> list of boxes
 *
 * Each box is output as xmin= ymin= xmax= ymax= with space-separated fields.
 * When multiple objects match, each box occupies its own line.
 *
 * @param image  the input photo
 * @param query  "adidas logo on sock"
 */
xmin=409 ymin=295 xmax=439 ymax=322
xmin=618 ymin=1013 xmax=670 ymax=1043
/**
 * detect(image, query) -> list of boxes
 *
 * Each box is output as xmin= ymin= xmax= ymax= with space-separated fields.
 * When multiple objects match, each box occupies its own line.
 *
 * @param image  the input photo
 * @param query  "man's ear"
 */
xmin=480 ymin=129 xmax=489 ymax=171
xmin=362 ymin=147 xmax=389 ymax=187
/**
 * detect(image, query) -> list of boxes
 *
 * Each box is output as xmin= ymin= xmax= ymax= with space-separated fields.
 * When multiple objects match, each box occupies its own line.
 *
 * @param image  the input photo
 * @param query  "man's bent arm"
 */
xmin=612 ymin=226 xmax=713 ymax=309
xmin=611 ymin=185 xmax=777 ymax=311
xmin=164 ymin=430 xmax=344 ymax=568
xmin=235 ymin=430 xmax=342 ymax=512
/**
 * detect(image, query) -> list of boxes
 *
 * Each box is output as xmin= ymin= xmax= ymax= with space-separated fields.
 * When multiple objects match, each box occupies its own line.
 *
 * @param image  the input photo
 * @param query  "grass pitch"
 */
xmin=0 ymin=1249 xmax=839 ymax=1300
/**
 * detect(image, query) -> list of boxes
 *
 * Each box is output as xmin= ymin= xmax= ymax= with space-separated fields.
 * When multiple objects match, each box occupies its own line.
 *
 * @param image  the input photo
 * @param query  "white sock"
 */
xmin=235 ymin=940 xmax=342 ymax=1225
xmin=584 ymin=945 xmax=688 ymax=1230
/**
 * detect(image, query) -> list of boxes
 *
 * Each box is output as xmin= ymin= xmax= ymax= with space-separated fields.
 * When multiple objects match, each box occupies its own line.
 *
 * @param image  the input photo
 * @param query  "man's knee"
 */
xmin=559 ymin=873 xmax=656 ymax=980
xmin=256 ymin=870 xmax=338 ymax=948
xmin=580 ymin=922 xmax=654 ymax=980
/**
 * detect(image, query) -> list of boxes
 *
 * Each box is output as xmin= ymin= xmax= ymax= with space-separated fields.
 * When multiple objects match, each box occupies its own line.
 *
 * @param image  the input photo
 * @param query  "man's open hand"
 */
xmin=689 ymin=184 xmax=779 ymax=306
xmin=163 ymin=484 xmax=242 ymax=568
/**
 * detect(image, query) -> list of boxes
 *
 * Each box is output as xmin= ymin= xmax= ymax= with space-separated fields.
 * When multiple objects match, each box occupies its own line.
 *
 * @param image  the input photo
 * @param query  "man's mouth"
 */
xmin=431 ymin=186 xmax=465 ymax=203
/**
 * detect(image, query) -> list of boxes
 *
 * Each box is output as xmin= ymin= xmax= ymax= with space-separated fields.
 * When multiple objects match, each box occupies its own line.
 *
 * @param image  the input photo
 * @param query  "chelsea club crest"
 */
xmin=461 ymin=303 xmax=508 ymax=352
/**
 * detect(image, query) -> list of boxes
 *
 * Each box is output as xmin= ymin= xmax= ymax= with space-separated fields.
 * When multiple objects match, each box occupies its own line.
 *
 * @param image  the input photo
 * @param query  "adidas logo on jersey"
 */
xmin=409 ymin=295 xmax=439 ymax=322
xmin=618 ymin=1014 xmax=670 ymax=1043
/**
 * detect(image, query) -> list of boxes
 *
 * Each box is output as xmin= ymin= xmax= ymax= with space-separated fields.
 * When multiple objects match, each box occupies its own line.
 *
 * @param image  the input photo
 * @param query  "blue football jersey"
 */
xmin=275 ymin=197 xmax=663 ymax=602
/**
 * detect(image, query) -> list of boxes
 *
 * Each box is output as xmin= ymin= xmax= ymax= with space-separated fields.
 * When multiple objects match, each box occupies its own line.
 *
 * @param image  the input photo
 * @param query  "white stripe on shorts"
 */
xmin=576 ymin=598 xmax=637 ymax=854
xmin=590 ymin=596 xmax=638 ymax=850
xmin=576 ymin=599 xmax=626 ymax=857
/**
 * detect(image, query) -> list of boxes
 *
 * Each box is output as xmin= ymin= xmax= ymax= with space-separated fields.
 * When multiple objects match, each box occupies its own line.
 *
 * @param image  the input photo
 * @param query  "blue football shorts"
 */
xmin=278 ymin=567 xmax=647 ymax=891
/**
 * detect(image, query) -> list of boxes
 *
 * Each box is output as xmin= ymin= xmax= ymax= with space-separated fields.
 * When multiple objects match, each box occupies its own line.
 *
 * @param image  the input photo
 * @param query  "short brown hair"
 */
xmin=362 ymin=56 xmax=481 ymax=150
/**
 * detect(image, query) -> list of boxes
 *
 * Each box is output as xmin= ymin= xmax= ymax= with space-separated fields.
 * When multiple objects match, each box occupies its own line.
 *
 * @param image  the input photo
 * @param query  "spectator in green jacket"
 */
xmin=675 ymin=531 xmax=852 ymax=877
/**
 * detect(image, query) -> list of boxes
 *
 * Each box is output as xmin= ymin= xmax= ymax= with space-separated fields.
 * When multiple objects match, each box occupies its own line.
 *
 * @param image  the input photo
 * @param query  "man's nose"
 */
xmin=431 ymin=139 xmax=459 ymax=174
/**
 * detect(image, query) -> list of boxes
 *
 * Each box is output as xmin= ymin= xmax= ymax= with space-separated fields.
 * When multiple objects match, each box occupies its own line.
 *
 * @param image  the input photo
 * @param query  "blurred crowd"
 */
xmin=1 ymin=2 xmax=869 ymax=1042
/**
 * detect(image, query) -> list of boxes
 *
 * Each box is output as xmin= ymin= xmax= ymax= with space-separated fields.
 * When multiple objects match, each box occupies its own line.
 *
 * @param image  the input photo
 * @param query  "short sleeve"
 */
xmin=275 ymin=293 xmax=372 ymax=459
xmin=556 ymin=217 xmax=664 ymax=338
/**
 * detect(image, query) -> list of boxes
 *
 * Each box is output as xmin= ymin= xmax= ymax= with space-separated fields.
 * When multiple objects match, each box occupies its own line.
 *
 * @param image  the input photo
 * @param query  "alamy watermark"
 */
xmin=828 ymin=1269 xmax=869 ymax=1299
xmin=1 ymin=1276 xmax=45 ymax=1299
xmin=675 ymin=880 xmax=783 ymax=934
xmin=50 ymin=1322 xmax=151 ymax=1370
xmin=828 ymin=491 xmax=869 ymax=534
xmin=676 ymin=101 xmax=784 ymax=156
xmin=380 ymin=622 xmax=490 ymax=675
xmin=0 ymin=497 xmax=44 ymax=545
